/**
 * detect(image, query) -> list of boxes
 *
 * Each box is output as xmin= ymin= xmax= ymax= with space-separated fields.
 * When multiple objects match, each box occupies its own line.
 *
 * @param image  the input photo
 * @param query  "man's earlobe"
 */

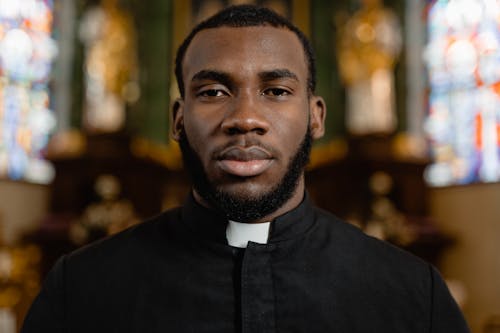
xmin=310 ymin=96 xmax=326 ymax=140
xmin=172 ymin=99 xmax=184 ymax=141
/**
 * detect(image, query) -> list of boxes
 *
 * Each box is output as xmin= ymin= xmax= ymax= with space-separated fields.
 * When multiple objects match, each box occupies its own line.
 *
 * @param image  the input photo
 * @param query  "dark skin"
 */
xmin=173 ymin=26 xmax=326 ymax=223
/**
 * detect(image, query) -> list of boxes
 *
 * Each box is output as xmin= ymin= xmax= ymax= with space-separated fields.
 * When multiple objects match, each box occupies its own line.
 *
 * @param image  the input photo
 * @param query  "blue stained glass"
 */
xmin=425 ymin=0 xmax=500 ymax=186
xmin=0 ymin=0 xmax=57 ymax=184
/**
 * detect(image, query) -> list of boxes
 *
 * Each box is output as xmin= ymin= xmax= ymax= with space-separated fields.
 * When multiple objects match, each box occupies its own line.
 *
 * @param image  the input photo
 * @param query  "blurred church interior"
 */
xmin=0 ymin=0 xmax=499 ymax=332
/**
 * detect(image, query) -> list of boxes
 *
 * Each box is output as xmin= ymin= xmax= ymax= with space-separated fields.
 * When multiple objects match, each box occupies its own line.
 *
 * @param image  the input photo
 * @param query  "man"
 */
xmin=22 ymin=5 xmax=470 ymax=333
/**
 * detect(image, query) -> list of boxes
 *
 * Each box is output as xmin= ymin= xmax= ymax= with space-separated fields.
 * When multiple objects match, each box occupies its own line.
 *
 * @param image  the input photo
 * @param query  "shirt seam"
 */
xmin=428 ymin=263 xmax=434 ymax=333
xmin=271 ymin=250 xmax=278 ymax=333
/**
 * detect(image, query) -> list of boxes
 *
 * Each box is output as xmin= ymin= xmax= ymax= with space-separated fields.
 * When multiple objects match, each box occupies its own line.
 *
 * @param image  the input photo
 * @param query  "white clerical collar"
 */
xmin=226 ymin=220 xmax=271 ymax=248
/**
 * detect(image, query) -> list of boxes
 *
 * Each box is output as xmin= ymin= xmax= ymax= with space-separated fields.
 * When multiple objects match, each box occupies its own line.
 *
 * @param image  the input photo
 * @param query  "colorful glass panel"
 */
xmin=424 ymin=0 xmax=500 ymax=186
xmin=0 ymin=0 xmax=58 ymax=184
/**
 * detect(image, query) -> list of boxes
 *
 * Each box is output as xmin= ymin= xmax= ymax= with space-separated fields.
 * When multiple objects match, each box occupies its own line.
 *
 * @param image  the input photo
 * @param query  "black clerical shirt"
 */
xmin=22 ymin=194 xmax=470 ymax=333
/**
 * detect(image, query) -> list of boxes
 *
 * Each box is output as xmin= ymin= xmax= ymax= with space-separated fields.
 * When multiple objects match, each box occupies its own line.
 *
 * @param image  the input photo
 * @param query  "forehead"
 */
xmin=182 ymin=26 xmax=308 ymax=83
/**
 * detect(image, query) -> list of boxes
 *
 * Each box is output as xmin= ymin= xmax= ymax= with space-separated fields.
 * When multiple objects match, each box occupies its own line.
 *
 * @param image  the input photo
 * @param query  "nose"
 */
xmin=220 ymin=93 xmax=270 ymax=135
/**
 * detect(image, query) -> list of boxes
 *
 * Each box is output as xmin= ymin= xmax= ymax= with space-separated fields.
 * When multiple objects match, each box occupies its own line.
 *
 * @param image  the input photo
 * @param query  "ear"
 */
xmin=309 ymin=95 xmax=326 ymax=140
xmin=172 ymin=98 xmax=184 ymax=141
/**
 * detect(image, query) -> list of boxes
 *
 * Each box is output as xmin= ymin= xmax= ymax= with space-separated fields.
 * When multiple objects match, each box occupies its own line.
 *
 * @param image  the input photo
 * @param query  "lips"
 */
xmin=216 ymin=146 xmax=274 ymax=177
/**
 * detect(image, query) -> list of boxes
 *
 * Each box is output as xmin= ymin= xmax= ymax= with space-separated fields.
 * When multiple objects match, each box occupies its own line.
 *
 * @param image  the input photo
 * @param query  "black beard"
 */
xmin=179 ymin=128 xmax=312 ymax=222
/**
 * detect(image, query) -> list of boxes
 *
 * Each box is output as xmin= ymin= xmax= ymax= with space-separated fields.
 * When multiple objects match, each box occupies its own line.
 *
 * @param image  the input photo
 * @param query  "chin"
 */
xmin=216 ymin=180 xmax=276 ymax=200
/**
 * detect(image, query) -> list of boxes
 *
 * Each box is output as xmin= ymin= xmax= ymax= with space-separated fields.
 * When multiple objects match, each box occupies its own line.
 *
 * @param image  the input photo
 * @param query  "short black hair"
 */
xmin=174 ymin=5 xmax=316 ymax=98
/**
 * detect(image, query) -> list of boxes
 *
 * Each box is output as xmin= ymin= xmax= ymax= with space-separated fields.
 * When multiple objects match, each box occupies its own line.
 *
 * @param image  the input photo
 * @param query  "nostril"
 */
xmin=223 ymin=126 xmax=266 ymax=136
xmin=254 ymin=128 xmax=266 ymax=135
xmin=220 ymin=108 xmax=270 ymax=135
xmin=226 ymin=127 xmax=242 ymax=135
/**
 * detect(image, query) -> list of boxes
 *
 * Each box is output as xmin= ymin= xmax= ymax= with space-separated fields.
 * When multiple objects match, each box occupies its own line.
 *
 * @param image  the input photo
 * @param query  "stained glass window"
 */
xmin=424 ymin=0 xmax=500 ymax=186
xmin=0 ymin=0 xmax=58 ymax=184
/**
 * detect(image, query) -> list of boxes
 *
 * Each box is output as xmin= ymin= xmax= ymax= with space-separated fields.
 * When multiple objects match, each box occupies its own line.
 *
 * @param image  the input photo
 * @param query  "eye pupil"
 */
xmin=268 ymin=88 xmax=287 ymax=96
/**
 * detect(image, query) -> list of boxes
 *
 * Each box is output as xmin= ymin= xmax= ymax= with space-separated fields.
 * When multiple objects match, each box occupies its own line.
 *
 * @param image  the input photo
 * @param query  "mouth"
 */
xmin=216 ymin=146 xmax=274 ymax=177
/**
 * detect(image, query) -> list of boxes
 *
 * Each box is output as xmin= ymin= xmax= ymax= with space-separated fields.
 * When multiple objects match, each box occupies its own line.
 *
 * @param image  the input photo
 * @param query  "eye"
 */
xmin=263 ymin=88 xmax=291 ymax=97
xmin=197 ymin=89 xmax=227 ymax=97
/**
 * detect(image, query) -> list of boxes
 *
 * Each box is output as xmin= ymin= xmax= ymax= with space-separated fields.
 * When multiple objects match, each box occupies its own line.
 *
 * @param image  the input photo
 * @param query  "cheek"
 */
xmin=183 ymin=103 xmax=222 ymax=138
xmin=271 ymin=111 xmax=309 ymax=146
xmin=183 ymin=119 xmax=212 ymax=160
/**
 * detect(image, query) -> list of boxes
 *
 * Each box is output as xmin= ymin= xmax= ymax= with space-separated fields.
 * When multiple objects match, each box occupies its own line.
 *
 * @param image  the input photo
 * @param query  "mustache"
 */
xmin=212 ymin=139 xmax=278 ymax=161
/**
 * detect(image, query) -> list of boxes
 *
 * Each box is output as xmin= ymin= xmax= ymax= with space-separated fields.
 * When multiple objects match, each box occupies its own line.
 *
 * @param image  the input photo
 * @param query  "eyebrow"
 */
xmin=259 ymin=69 xmax=299 ymax=83
xmin=190 ymin=68 xmax=299 ymax=88
xmin=191 ymin=70 xmax=234 ymax=88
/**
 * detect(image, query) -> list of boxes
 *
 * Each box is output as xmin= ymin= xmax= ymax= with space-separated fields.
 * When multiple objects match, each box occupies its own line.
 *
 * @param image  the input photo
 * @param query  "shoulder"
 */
xmin=64 ymin=206 xmax=184 ymax=272
xmin=306 ymin=207 xmax=470 ymax=332
xmin=312 ymin=206 xmax=430 ymax=281
xmin=310 ymin=208 xmax=437 ymax=324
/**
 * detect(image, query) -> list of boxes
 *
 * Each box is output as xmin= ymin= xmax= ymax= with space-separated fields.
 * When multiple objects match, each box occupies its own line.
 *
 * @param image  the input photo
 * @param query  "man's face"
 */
xmin=173 ymin=26 xmax=325 ymax=222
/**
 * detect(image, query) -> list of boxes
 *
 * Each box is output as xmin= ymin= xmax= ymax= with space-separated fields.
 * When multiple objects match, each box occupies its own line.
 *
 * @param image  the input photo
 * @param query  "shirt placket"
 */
xmin=240 ymin=242 xmax=276 ymax=333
